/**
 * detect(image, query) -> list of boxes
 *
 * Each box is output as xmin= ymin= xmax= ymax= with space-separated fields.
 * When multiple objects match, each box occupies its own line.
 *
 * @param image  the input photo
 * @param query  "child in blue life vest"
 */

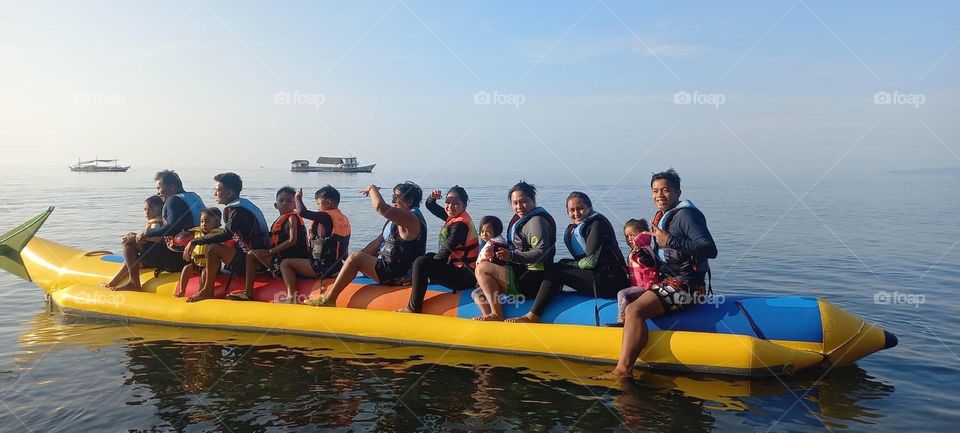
xmin=472 ymin=215 xmax=507 ymax=314
xmin=174 ymin=207 xmax=224 ymax=297
xmin=616 ymin=219 xmax=660 ymax=323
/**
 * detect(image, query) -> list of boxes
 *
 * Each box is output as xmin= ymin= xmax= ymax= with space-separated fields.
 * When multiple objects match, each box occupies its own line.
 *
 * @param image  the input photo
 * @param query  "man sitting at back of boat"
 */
xmin=607 ymin=168 xmax=717 ymax=377
xmin=278 ymin=185 xmax=352 ymax=304
xmin=186 ymin=172 xmax=270 ymax=303
xmin=106 ymin=170 xmax=205 ymax=291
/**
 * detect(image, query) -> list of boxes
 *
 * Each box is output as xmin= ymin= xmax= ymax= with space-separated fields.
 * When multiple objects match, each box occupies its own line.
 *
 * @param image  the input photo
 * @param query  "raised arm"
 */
xmin=424 ymin=190 xmax=448 ymax=221
xmin=362 ymin=185 xmax=421 ymax=241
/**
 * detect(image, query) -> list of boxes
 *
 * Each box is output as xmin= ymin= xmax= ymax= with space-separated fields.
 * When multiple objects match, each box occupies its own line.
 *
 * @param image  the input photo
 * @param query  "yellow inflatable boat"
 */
xmin=1 ymin=209 xmax=897 ymax=377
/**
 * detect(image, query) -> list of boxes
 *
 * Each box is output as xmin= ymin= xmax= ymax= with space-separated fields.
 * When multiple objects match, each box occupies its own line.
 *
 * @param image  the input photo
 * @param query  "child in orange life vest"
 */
xmin=229 ymin=186 xmax=309 ymax=301
xmin=472 ymin=215 xmax=507 ymax=315
xmin=101 ymin=196 xmax=166 ymax=289
xmin=174 ymin=207 xmax=224 ymax=297
xmin=615 ymin=219 xmax=660 ymax=323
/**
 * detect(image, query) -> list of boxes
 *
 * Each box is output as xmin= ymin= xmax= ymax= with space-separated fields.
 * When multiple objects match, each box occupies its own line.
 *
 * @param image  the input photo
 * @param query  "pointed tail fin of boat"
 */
xmin=0 ymin=207 xmax=54 ymax=281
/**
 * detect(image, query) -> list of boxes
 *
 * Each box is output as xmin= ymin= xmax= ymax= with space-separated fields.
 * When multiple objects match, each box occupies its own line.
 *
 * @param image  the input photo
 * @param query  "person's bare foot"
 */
xmin=305 ymin=294 xmax=336 ymax=307
xmin=473 ymin=313 xmax=503 ymax=321
xmin=111 ymin=281 xmax=141 ymax=292
xmin=395 ymin=307 xmax=414 ymax=313
xmin=187 ymin=288 xmax=214 ymax=303
xmin=505 ymin=313 xmax=539 ymax=324
xmin=173 ymin=287 xmax=185 ymax=297
xmin=592 ymin=367 xmax=631 ymax=381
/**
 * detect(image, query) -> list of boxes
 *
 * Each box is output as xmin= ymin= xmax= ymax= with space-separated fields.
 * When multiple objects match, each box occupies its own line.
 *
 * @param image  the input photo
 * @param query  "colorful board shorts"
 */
xmin=651 ymin=278 xmax=705 ymax=313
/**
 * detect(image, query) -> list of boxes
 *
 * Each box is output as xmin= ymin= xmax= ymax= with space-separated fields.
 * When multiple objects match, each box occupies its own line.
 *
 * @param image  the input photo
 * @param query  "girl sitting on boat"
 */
xmin=174 ymin=207 xmax=224 ymax=297
xmin=473 ymin=181 xmax=557 ymax=321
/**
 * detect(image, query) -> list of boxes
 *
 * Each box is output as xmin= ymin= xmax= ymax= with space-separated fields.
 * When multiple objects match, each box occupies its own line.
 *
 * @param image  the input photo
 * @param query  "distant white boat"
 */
xmin=291 ymin=156 xmax=375 ymax=173
xmin=69 ymin=158 xmax=130 ymax=173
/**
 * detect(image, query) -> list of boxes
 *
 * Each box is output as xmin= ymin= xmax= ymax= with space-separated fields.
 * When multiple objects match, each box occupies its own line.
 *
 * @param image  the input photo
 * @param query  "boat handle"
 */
xmin=84 ymin=250 xmax=114 ymax=257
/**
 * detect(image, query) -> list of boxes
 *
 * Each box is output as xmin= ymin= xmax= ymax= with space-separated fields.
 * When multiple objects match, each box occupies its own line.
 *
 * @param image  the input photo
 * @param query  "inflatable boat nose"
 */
xmin=883 ymin=330 xmax=898 ymax=349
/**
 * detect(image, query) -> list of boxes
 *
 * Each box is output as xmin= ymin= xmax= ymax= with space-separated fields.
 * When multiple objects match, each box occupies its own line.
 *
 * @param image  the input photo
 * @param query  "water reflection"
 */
xmin=16 ymin=312 xmax=894 ymax=431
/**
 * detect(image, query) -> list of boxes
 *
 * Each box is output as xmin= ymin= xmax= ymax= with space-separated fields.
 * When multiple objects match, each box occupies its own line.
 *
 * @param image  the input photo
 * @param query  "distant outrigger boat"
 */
xmin=69 ymin=158 xmax=130 ymax=173
xmin=291 ymin=156 xmax=375 ymax=173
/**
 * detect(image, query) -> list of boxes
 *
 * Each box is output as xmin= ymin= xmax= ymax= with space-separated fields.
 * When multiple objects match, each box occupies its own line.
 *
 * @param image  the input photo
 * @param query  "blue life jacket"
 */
xmin=172 ymin=191 xmax=206 ymax=227
xmin=225 ymin=198 xmax=270 ymax=249
xmin=564 ymin=211 xmax=600 ymax=259
xmin=655 ymin=200 xmax=698 ymax=264
xmin=507 ymin=207 xmax=557 ymax=271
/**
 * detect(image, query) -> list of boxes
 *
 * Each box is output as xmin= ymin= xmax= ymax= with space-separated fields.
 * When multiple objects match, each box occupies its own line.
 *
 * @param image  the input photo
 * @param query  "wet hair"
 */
xmin=566 ymin=191 xmax=592 ymax=208
xmin=624 ymin=218 xmax=649 ymax=232
xmin=201 ymin=207 xmax=222 ymax=222
xmin=315 ymin=185 xmax=340 ymax=204
xmin=214 ymin=172 xmax=243 ymax=194
xmin=276 ymin=186 xmax=296 ymax=199
xmin=650 ymin=168 xmax=681 ymax=191
xmin=447 ymin=185 xmax=468 ymax=204
xmin=154 ymin=170 xmax=183 ymax=191
xmin=145 ymin=195 xmax=164 ymax=209
xmin=479 ymin=215 xmax=504 ymax=237
xmin=508 ymin=181 xmax=536 ymax=202
xmin=394 ymin=181 xmax=423 ymax=207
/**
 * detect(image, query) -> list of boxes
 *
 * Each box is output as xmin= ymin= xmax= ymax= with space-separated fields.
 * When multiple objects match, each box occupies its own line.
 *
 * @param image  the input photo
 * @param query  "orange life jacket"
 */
xmin=441 ymin=211 xmax=479 ymax=269
xmin=309 ymin=208 xmax=352 ymax=266
xmin=270 ymin=211 xmax=307 ymax=254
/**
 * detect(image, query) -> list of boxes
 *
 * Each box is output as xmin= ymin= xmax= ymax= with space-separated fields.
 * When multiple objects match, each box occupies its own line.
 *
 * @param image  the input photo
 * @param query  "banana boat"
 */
xmin=1 ymin=208 xmax=897 ymax=377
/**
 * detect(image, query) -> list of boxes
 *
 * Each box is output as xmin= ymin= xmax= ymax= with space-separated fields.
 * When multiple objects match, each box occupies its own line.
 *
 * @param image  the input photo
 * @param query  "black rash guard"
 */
xmin=296 ymin=196 xmax=333 ymax=238
xmin=144 ymin=194 xmax=193 ymax=238
xmin=425 ymin=198 xmax=467 ymax=262
xmin=193 ymin=206 xmax=265 ymax=250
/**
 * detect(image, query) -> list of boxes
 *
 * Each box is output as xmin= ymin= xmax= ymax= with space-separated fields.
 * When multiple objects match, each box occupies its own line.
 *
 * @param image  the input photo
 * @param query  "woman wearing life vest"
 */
xmin=278 ymin=186 xmax=352 ymax=304
xmin=507 ymin=191 xmax=628 ymax=323
xmin=399 ymin=185 xmax=480 ymax=313
xmin=314 ymin=182 xmax=426 ymax=306
xmin=607 ymin=168 xmax=718 ymax=377
xmin=473 ymin=181 xmax=557 ymax=321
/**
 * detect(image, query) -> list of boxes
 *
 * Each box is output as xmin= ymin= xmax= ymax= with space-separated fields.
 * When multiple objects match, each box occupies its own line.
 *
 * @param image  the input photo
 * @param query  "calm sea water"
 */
xmin=0 ymin=166 xmax=958 ymax=432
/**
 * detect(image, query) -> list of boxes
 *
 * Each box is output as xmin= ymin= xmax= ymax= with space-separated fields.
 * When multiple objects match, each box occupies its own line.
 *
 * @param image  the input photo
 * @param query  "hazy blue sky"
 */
xmin=2 ymin=0 xmax=958 ymax=180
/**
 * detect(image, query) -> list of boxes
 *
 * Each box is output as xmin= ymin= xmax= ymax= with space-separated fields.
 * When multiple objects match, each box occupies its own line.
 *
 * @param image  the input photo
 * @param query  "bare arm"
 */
xmin=362 ymin=235 xmax=383 ymax=256
xmin=363 ymin=185 xmax=421 ymax=241
xmin=271 ymin=219 xmax=300 ymax=254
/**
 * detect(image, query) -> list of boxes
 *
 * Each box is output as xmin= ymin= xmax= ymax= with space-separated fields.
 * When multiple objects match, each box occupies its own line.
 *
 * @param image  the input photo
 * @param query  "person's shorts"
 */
xmin=650 ymin=279 xmax=703 ymax=313
xmin=139 ymin=242 xmax=186 ymax=272
xmin=508 ymin=264 xmax=545 ymax=297
xmin=374 ymin=258 xmax=411 ymax=286
xmin=309 ymin=258 xmax=343 ymax=278
xmin=224 ymin=247 xmax=248 ymax=275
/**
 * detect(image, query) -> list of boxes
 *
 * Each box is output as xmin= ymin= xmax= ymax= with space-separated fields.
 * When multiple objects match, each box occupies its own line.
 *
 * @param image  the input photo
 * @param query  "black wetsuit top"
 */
xmin=144 ymin=194 xmax=193 ymax=238
xmin=193 ymin=206 xmax=268 ymax=251
xmin=425 ymin=198 xmax=467 ymax=263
